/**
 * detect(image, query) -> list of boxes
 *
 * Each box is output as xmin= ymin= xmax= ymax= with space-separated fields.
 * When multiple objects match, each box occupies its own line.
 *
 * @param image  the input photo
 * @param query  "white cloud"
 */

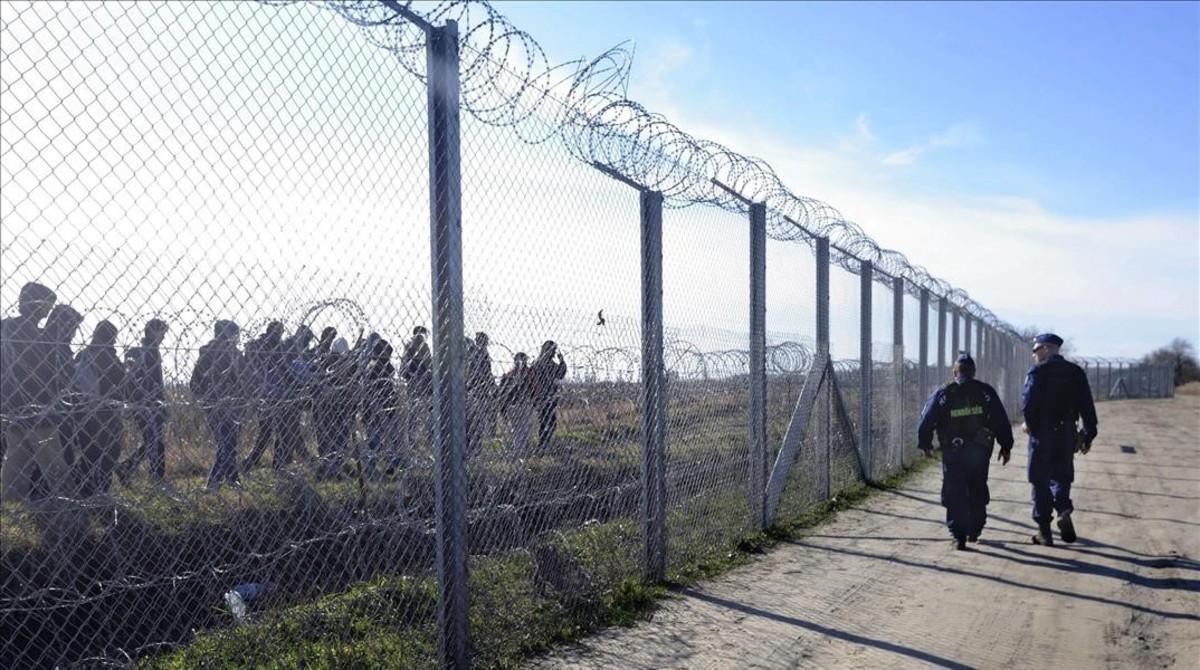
xmin=882 ymin=121 xmax=983 ymax=166
xmin=636 ymin=108 xmax=1199 ymax=357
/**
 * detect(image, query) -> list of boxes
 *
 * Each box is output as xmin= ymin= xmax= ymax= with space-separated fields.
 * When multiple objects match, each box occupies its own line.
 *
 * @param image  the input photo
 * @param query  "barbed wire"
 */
xmin=281 ymin=0 xmax=1020 ymax=337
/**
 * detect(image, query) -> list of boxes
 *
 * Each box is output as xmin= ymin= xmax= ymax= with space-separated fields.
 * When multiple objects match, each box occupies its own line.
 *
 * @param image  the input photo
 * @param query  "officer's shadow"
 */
xmin=972 ymin=541 xmax=1200 ymax=588
xmin=790 ymin=540 xmax=1200 ymax=622
xmin=872 ymin=487 xmax=1200 ymax=568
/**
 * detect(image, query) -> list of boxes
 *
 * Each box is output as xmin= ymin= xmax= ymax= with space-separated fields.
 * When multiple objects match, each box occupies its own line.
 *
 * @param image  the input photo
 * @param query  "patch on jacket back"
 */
xmin=949 ymin=405 xmax=984 ymax=418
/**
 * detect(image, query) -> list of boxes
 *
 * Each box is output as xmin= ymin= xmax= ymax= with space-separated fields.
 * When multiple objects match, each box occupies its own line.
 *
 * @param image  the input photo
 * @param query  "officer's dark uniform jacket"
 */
xmin=1022 ymin=354 xmax=1097 ymax=443
xmin=918 ymin=379 xmax=1014 ymax=454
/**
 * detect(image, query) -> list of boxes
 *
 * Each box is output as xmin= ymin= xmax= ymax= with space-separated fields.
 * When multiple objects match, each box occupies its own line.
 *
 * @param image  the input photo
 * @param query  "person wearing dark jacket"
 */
xmin=69 ymin=321 xmax=126 ymax=496
xmin=466 ymin=331 xmax=497 ymax=454
xmin=312 ymin=335 xmax=357 ymax=479
xmin=917 ymin=352 xmax=1015 ymax=550
xmin=1021 ymin=333 xmax=1098 ymax=546
xmin=117 ymin=319 xmax=170 ymax=485
xmin=191 ymin=320 xmax=244 ymax=490
xmin=362 ymin=337 xmax=400 ymax=478
xmin=498 ymin=352 xmax=534 ymax=458
xmin=242 ymin=321 xmax=286 ymax=471
xmin=277 ymin=325 xmax=315 ymax=466
xmin=400 ymin=326 xmax=432 ymax=452
xmin=530 ymin=340 xmax=567 ymax=448
xmin=5 ymin=303 xmax=82 ymax=501
xmin=1 ymin=283 xmax=58 ymax=502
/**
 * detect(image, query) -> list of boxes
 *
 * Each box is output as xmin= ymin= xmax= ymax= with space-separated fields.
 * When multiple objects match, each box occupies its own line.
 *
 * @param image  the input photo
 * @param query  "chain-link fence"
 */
xmin=0 ymin=1 xmax=1178 ymax=667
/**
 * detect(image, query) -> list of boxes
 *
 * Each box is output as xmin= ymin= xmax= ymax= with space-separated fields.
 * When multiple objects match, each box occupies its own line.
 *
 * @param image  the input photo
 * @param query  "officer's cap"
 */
xmin=955 ymin=352 xmax=975 ymax=368
xmin=1032 ymin=333 xmax=1063 ymax=349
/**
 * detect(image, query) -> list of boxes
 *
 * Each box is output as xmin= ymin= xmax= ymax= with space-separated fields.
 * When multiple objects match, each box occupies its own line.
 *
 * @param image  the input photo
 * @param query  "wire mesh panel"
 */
xmin=455 ymin=51 xmax=648 ymax=656
xmin=661 ymin=204 xmax=753 ymax=575
xmin=828 ymin=258 xmax=865 ymax=493
xmin=1 ymin=1 xmax=444 ymax=666
xmin=870 ymin=278 xmax=897 ymax=479
xmin=901 ymin=292 xmax=923 ymax=465
xmin=764 ymin=236 xmax=820 ymax=519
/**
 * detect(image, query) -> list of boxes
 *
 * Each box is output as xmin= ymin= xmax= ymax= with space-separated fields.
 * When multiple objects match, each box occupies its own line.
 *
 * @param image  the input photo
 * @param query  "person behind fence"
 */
xmin=530 ymin=340 xmax=567 ymax=448
xmin=0 ymin=283 xmax=56 ymax=465
xmin=400 ymin=325 xmax=432 ymax=451
xmin=191 ymin=319 xmax=244 ymax=491
xmin=0 ymin=282 xmax=59 ymax=502
xmin=14 ymin=303 xmax=84 ymax=501
xmin=1022 ymin=333 xmax=1098 ymax=546
xmin=466 ymin=331 xmax=497 ymax=454
xmin=917 ymin=352 xmax=1014 ymax=551
xmin=277 ymin=325 xmax=315 ymax=466
xmin=498 ymin=351 xmax=534 ymax=458
xmin=242 ymin=321 xmax=286 ymax=471
xmin=117 ymin=318 xmax=170 ymax=486
xmin=362 ymin=336 xmax=401 ymax=477
xmin=68 ymin=320 xmax=127 ymax=497
xmin=312 ymin=335 xmax=357 ymax=479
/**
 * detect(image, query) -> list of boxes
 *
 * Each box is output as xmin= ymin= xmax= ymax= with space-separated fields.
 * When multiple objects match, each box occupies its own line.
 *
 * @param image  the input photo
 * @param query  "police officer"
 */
xmin=1022 ymin=333 xmax=1098 ymax=546
xmin=917 ymin=352 xmax=1015 ymax=550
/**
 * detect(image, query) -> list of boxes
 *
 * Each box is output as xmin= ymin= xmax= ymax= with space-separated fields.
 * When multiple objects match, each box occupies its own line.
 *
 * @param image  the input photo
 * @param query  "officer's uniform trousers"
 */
xmin=941 ymin=440 xmax=991 ymax=539
xmin=1027 ymin=421 xmax=1074 ymax=522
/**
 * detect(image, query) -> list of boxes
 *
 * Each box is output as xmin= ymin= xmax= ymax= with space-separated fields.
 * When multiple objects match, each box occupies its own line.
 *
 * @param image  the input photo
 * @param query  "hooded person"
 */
xmin=0 ymin=287 xmax=70 ymax=502
xmin=312 ymin=334 xmax=357 ymax=478
xmin=1 ymin=302 xmax=81 ymax=502
xmin=498 ymin=351 xmax=534 ymax=458
xmin=466 ymin=331 xmax=497 ymax=454
xmin=117 ymin=318 xmax=170 ymax=485
xmin=275 ymin=325 xmax=316 ymax=467
xmin=1 ymin=282 xmax=56 ymax=494
xmin=191 ymin=319 xmax=244 ymax=490
xmin=69 ymin=320 xmax=126 ymax=496
xmin=242 ymin=321 xmax=287 ymax=471
xmin=400 ymin=326 xmax=433 ymax=452
xmin=530 ymin=340 xmax=567 ymax=449
xmin=917 ymin=352 xmax=1015 ymax=550
xmin=362 ymin=336 xmax=402 ymax=478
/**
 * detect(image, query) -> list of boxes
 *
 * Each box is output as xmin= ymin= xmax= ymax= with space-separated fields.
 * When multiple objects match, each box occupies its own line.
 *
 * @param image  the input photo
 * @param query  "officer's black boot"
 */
xmin=952 ymin=536 xmax=968 ymax=551
xmin=1032 ymin=522 xmax=1054 ymax=546
xmin=1057 ymin=512 xmax=1077 ymax=543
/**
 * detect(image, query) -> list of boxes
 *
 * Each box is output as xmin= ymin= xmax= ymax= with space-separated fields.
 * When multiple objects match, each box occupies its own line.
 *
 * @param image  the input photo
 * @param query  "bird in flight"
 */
xmin=596 ymin=310 xmax=606 ymax=326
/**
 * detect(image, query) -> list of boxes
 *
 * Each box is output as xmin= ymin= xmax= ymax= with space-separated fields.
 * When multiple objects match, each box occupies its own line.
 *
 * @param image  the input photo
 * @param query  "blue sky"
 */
xmin=498 ymin=1 xmax=1200 ymax=357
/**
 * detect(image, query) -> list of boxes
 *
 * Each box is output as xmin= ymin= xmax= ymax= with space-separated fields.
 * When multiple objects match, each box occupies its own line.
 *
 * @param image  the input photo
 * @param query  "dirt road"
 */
xmin=532 ymin=394 xmax=1200 ymax=669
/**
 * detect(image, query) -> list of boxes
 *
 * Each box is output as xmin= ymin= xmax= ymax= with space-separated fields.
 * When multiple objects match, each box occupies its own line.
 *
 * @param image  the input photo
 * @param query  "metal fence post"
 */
xmin=937 ymin=299 xmax=947 ymax=385
xmin=816 ymin=237 xmax=831 ymax=499
xmin=980 ymin=326 xmax=988 ymax=373
xmin=919 ymin=289 xmax=930 ymax=400
xmin=749 ymin=202 xmax=767 ymax=529
xmin=860 ymin=261 xmax=873 ymax=482
xmin=892 ymin=276 xmax=904 ymax=470
xmin=426 ymin=19 xmax=469 ymax=670
xmin=951 ymin=308 xmax=960 ymax=362
xmin=640 ymin=190 xmax=666 ymax=582
xmin=963 ymin=314 xmax=972 ymax=354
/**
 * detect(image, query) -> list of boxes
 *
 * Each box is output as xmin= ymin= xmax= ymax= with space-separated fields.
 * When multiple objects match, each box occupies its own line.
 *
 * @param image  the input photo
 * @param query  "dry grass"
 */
xmin=1175 ymin=381 xmax=1200 ymax=396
